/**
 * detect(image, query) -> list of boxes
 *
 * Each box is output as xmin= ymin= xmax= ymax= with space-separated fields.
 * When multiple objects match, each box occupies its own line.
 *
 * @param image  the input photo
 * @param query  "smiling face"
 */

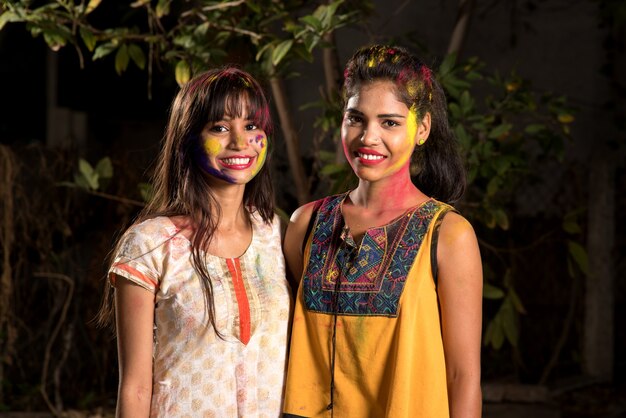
xmin=196 ymin=97 xmax=268 ymax=186
xmin=341 ymin=80 xmax=430 ymax=185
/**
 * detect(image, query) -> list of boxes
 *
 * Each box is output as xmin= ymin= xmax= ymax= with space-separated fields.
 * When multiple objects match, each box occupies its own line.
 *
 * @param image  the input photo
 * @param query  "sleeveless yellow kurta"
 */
xmin=283 ymin=193 xmax=452 ymax=418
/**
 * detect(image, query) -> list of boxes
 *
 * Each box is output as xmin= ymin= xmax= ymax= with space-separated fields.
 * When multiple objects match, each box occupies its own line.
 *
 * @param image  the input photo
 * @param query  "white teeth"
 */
xmin=358 ymin=153 xmax=384 ymax=160
xmin=222 ymin=157 xmax=251 ymax=165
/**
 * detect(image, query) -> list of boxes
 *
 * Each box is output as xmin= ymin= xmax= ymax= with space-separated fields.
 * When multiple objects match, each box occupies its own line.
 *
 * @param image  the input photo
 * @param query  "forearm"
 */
xmin=447 ymin=372 xmax=482 ymax=418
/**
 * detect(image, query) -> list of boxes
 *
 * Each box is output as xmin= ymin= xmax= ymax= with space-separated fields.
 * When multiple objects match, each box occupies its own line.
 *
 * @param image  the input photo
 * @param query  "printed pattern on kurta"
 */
xmin=283 ymin=192 xmax=453 ymax=418
xmin=110 ymin=213 xmax=291 ymax=418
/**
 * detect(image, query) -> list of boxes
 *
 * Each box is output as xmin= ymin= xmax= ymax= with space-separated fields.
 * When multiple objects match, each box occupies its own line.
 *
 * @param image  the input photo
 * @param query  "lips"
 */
xmin=355 ymin=148 xmax=386 ymax=165
xmin=219 ymin=155 xmax=255 ymax=169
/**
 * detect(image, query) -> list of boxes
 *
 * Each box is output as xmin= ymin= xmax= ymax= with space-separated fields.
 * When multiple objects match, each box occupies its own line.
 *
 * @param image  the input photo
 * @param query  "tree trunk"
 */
xmin=269 ymin=76 xmax=310 ymax=205
xmin=321 ymin=31 xmax=346 ymax=164
xmin=447 ymin=0 xmax=476 ymax=56
xmin=583 ymin=147 xmax=615 ymax=381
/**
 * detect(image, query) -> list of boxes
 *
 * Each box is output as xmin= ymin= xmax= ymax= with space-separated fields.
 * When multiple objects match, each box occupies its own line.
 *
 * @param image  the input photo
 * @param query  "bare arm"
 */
xmin=114 ymin=276 xmax=155 ymax=418
xmin=437 ymin=212 xmax=483 ymax=418
xmin=283 ymin=201 xmax=318 ymax=293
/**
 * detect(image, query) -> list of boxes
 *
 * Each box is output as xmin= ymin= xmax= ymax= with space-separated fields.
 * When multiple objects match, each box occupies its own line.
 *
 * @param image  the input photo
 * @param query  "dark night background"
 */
xmin=0 ymin=0 xmax=624 ymax=416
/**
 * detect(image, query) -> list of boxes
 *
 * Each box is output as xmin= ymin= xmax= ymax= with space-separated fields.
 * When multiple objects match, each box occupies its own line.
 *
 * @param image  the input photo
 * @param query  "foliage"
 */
xmin=0 ymin=0 xmax=364 ymax=82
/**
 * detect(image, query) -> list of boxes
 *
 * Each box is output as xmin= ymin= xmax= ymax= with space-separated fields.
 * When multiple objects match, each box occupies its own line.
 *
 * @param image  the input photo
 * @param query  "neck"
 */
xmin=350 ymin=168 xmax=424 ymax=211
xmin=211 ymin=184 xmax=248 ymax=230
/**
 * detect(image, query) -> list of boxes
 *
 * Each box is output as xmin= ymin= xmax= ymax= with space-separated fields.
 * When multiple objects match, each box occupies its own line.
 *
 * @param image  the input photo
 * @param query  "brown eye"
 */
xmin=346 ymin=115 xmax=363 ymax=124
xmin=209 ymin=124 xmax=228 ymax=133
xmin=382 ymin=120 xmax=400 ymax=127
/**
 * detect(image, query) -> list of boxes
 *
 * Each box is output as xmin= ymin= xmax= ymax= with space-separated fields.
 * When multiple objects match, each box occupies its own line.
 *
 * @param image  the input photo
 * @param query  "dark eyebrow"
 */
xmin=378 ymin=113 xmax=405 ymax=119
xmin=345 ymin=108 xmax=405 ymax=119
xmin=345 ymin=108 xmax=363 ymax=115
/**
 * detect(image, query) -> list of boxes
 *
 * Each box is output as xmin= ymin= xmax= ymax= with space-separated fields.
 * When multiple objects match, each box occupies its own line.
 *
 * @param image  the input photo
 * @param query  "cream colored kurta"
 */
xmin=110 ymin=213 xmax=290 ymax=418
xmin=283 ymin=193 xmax=452 ymax=418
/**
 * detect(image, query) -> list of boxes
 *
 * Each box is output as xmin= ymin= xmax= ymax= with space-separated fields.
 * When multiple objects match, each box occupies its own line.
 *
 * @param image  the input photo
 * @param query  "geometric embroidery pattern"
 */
xmin=303 ymin=192 xmax=444 ymax=317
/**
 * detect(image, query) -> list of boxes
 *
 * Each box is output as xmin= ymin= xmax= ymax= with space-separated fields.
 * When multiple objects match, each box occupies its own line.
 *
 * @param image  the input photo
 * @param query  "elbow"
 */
xmin=446 ymin=368 xmax=482 ymax=418
xmin=117 ymin=380 xmax=153 ymax=417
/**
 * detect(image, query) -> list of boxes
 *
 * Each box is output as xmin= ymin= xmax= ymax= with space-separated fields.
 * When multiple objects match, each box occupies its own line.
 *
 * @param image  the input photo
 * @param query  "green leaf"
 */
xmin=483 ymin=283 xmax=505 ymax=299
xmin=0 ymin=11 xmax=20 ymax=31
xmin=156 ymin=0 xmax=171 ymax=18
xmin=459 ymin=90 xmax=473 ymax=114
xmin=43 ymin=30 xmax=67 ymax=52
xmin=448 ymin=103 xmax=462 ymax=120
xmin=95 ymin=157 xmax=113 ymax=179
xmin=486 ymin=177 xmax=501 ymax=197
xmin=130 ymin=0 xmax=151 ymax=7
xmin=508 ymin=288 xmax=527 ymax=314
xmin=272 ymin=40 xmax=293 ymax=66
xmin=175 ymin=60 xmax=190 ymax=86
xmin=494 ymin=208 xmax=509 ymax=230
xmin=491 ymin=317 xmax=505 ymax=349
xmin=79 ymin=27 xmax=96 ymax=52
xmin=115 ymin=44 xmax=129 ymax=75
xmin=138 ymin=182 xmax=153 ymax=203
xmin=524 ymin=124 xmax=545 ymax=134
xmin=488 ymin=123 xmax=512 ymax=139
xmin=299 ymin=15 xmax=322 ymax=31
xmin=246 ymin=1 xmax=261 ymax=14
xmin=320 ymin=163 xmax=348 ymax=176
xmin=255 ymin=42 xmax=273 ymax=62
xmin=568 ymin=240 xmax=588 ymax=275
xmin=318 ymin=150 xmax=337 ymax=162
xmin=128 ymin=44 xmax=146 ymax=70
xmin=562 ymin=220 xmax=581 ymax=235
xmin=500 ymin=299 xmax=519 ymax=347
xmin=438 ymin=53 xmax=457 ymax=77
xmin=78 ymin=159 xmax=99 ymax=190
xmin=93 ymin=42 xmax=116 ymax=60
xmin=85 ymin=0 xmax=102 ymax=14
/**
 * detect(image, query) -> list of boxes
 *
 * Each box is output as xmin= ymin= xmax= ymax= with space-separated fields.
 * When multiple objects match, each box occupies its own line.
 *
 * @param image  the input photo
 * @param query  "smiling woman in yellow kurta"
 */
xmin=283 ymin=193 xmax=453 ymax=417
xmin=282 ymin=44 xmax=483 ymax=418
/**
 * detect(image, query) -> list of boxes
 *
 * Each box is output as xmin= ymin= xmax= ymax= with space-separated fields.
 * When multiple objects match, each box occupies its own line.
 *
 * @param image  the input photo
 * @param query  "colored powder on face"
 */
xmin=205 ymin=166 xmax=236 ymax=184
xmin=407 ymin=104 xmax=419 ymax=141
xmin=383 ymin=104 xmax=419 ymax=175
xmin=198 ymin=136 xmax=236 ymax=183
xmin=254 ymin=134 xmax=265 ymax=148
xmin=251 ymin=136 xmax=268 ymax=177
xmin=204 ymin=136 xmax=222 ymax=157
xmin=236 ymin=135 xmax=247 ymax=148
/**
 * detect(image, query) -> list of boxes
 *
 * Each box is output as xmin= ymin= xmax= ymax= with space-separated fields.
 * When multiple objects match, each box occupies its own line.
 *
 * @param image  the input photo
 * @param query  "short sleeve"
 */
xmin=108 ymin=220 xmax=169 ymax=293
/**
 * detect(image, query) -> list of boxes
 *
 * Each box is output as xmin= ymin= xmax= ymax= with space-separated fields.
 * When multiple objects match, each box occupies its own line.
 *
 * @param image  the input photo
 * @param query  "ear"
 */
xmin=416 ymin=112 xmax=431 ymax=146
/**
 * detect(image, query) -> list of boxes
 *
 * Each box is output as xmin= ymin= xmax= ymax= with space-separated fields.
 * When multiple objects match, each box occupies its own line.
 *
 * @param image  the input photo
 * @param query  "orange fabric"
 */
xmin=226 ymin=257 xmax=251 ymax=345
xmin=111 ymin=262 xmax=158 ymax=289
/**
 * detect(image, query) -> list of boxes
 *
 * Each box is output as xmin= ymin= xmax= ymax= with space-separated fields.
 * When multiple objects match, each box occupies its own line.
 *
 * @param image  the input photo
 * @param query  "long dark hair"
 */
xmin=342 ymin=45 xmax=466 ymax=203
xmin=97 ymin=67 xmax=275 ymax=334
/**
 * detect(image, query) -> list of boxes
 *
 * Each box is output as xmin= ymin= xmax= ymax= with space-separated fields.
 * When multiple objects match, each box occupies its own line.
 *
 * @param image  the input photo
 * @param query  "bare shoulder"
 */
xmin=290 ymin=200 xmax=320 ymax=227
xmin=437 ymin=210 xmax=482 ymax=286
xmin=283 ymin=199 xmax=323 ymax=287
xmin=438 ymin=211 xmax=478 ymax=251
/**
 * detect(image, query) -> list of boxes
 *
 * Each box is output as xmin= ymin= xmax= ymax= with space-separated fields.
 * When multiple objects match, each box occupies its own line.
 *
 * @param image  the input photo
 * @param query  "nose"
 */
xmin=228 ymin=129 xmax=250 ymax=150
xmin=360 ymin=128 xmax=380 ymax=146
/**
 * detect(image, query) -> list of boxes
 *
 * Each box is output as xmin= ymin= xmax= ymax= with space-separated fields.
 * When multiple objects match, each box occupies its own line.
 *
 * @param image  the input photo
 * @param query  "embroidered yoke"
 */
xmin=283 ymin=193 xmax=453 ymax=418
